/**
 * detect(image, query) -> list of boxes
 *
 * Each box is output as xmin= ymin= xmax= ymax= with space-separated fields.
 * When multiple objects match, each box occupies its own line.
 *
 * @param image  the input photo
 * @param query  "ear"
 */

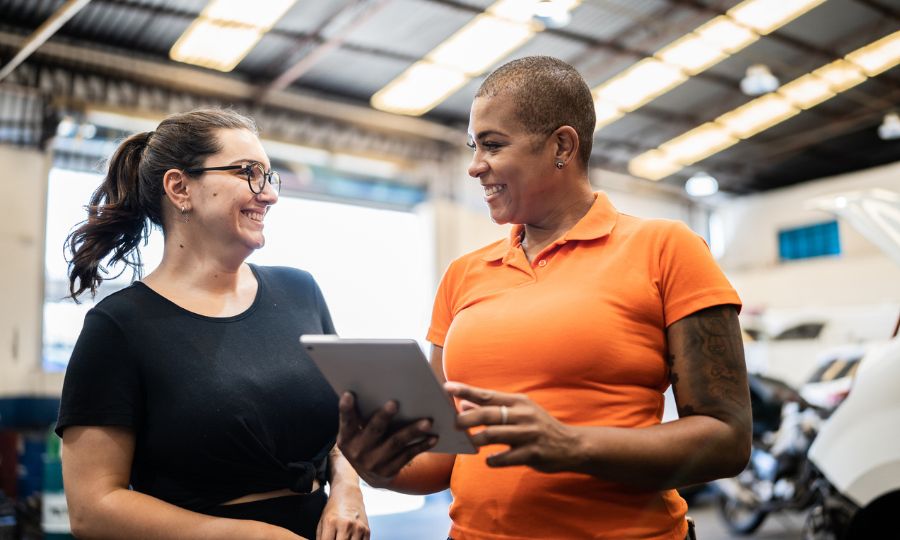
xmin=552 ymin=125 xmax=579 ymax=167
xmin=163 ymin=168 xmax=191 ymax=212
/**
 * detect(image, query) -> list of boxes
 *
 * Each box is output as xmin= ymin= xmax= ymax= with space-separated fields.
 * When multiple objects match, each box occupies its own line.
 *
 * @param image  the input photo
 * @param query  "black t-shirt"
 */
xmin=57 ymin=265 xmax=339 ymax=515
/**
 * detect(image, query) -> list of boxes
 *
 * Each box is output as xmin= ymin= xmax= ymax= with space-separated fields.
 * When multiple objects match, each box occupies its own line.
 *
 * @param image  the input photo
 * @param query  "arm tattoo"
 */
xmin=668 ymin=305 xmax=750 ymax=425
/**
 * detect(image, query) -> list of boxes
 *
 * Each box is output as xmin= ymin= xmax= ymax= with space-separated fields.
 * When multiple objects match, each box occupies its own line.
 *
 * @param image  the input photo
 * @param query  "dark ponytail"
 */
xmin=65 ymin=108 xmax=258 ymax=300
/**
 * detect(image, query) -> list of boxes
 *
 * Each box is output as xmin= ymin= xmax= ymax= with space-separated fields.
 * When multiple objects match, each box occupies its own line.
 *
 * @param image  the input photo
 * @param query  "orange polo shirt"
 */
xmin=427 ymin=192 xmax=741 ymax=540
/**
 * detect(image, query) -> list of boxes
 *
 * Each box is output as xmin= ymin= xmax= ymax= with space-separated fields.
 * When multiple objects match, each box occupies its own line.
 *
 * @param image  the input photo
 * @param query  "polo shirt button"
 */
xmin=538 ymin=259 xmax=547 ymax=267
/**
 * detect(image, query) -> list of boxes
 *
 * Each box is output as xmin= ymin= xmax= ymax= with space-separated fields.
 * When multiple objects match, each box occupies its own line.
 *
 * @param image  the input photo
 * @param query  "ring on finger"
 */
xmin=500 ymin=405 xmax=509 ymax=425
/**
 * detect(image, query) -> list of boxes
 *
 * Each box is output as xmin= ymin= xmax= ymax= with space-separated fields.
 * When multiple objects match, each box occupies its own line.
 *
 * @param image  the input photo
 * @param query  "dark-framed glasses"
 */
xmin=184 ymin=162 xmax=281 ymax=195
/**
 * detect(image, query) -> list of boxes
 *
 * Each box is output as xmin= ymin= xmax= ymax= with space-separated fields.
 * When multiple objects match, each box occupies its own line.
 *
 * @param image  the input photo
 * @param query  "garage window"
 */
xmin=778 ymin=220 xmax=841 ymax=261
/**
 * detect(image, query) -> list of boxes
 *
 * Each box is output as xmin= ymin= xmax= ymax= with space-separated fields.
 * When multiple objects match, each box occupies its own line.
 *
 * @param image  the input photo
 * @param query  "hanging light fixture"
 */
xmin=740 ymin=64 xmax=780 ymax=96
xmin=878 ymin=112 xmax=900 ymax=140
xmin=685 ymin=172 xmax=720 ymax=197
xmin=533 ymin=0 xmax=573 ymax=29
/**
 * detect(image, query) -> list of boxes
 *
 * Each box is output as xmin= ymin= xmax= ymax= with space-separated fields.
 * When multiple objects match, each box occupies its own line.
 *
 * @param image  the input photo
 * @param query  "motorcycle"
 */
xmin=715 ymin=375 xmax=830 ymax=535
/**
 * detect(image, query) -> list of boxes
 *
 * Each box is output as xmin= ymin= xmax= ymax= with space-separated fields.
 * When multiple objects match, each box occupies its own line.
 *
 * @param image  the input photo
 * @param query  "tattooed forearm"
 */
xmin=667 ymin=305 xmax=750 ymax=429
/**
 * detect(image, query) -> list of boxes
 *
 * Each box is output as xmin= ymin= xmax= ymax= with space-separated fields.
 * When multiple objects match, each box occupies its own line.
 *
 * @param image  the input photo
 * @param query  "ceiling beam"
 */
xmin=854 ymin=0 xmax=900 ymax=22
xmin=260 ymin=0 xmax=390 ymax=98
xmin=0 ymin=29 xmax=463 ymax=144
xmin=0 ymin=0 xmax=91 ymax=83
xmin=427 ymin=0 xmax=743 ymax=90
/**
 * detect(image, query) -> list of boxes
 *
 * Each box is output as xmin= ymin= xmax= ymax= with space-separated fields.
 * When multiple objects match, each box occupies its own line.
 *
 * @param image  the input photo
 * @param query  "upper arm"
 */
xmin=62 ymin=426 xmax=135 ymax=505
xmin=666 ymin=305 xmax=751 ymax=440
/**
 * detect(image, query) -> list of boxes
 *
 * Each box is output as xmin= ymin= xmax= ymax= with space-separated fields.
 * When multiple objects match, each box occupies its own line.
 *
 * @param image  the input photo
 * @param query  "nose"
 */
xmin=468 ymin=152 xmax=488 ymax=179
xmin=256 ymin=181 xmax=279 ymax=204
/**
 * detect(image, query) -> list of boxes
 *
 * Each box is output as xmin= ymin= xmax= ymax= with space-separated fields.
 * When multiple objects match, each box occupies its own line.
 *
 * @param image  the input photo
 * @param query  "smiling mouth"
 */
xmin=241 ymin=210 xmax=265 ymax=223
xmin=484 ymin=184 xmax=506 ymax=196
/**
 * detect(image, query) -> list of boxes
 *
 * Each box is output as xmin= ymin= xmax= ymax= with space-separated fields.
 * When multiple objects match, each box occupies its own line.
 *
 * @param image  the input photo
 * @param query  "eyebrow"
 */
xmin=228 ymin=158 xmax=269 ymax=167
xmin=470 ymin=130 xmax=508 ymax=141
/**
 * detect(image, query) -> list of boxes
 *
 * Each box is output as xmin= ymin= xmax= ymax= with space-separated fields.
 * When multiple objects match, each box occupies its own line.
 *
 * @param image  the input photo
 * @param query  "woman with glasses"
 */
xmin=337 ymin=57 xmax=751 ymax=540
xmin=57 ymin=108 xmax=369 ymax=540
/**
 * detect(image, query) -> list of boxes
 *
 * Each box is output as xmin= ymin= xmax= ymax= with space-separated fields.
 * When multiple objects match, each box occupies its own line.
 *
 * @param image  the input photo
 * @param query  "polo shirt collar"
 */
xmin=481 ymin=191 xmax=618 ymax=262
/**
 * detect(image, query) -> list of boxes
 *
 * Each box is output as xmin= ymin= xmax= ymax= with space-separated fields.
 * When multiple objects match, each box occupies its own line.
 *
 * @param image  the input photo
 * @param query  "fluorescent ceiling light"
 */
xmin=204 ymin=0 xmax=296 ymax=28
xmin=170 ymin=20 xmax=263 ymax=72
xmin=594 ymin=59 xmax=687 ymax=111
xmin=655 ymin=34 xmax=728 ymax=75
xmin=716 ymin=94 xmax=799 ymax=139
xmin=627 ymin=32 xmax=896 ymax=182
xmin=694 ymin=16 xmax=758 ymax=54
xmin=489 ymin=0 xmax=580 ymax=24
xmin=845 ymin=30 xmax=900 ymax=76
xmin=628 ymin=150 xmax=683 ymax=181
xmin=170 ymin=0 xmax=296 ymax=72
xmin=660 ymin=123 xmax=738 ymax=165
xmin=489 ymin=0 xmax=544 ymax=23
xmin=813 ymin=60 xmax=867 ymax=92
xmin=594 ymin=0 xmax=825 ymax=132
xmin=777 ymin=74 xmax=834 ymax=109
xmin=370 ymin=62 xmax=468 ymax=116
xmin=594 ymin=100 xmax=624 ymax=130
xmin=427 ymin=15 xmax=535 ymax=76
xmin=727 ymin=0 xmax=825 ymax=35
xmin=370 ymin=0 xmax=579 ymax=116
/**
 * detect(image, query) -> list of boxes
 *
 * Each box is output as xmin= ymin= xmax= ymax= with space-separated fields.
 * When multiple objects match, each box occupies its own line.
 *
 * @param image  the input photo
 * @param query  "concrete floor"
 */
xmin=688 ymin=495 xmax=807 ymax=540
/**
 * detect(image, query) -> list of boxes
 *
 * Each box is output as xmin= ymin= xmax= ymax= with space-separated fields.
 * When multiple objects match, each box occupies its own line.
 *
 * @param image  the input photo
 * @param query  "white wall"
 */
xmin=713 ymin=161 xmax=900 ymax=310
xmin=0 ymin=145 xmax=61 ymax=396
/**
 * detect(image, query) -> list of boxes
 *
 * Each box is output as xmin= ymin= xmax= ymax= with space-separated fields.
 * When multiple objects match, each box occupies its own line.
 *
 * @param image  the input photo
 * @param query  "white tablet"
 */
xmin=300 ymin=335 xmax=476 ymax=454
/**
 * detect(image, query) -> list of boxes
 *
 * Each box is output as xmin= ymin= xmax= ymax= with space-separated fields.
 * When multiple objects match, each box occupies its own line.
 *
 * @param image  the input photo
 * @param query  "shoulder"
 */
xmin=90 ymin=284 xmax=156 ymax=324
xmin=252 ymin=265 xmax=323 ymax=297
xmin=613 ymin=214 xmax=699 ymax=245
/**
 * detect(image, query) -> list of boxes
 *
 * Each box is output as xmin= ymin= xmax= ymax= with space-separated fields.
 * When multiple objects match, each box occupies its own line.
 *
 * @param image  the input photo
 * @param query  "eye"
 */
xmin=466 ymin=140 xmax=476 ymax=150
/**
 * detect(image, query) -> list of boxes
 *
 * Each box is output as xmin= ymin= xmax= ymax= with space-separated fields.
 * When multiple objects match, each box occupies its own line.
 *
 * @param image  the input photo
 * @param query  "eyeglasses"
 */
xmin=184 ymin=162 xmax=281 ymax=195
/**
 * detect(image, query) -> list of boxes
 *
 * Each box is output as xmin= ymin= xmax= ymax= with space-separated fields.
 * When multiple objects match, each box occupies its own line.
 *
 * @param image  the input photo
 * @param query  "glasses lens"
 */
xmin=269 ymin=170 xmax=281 ymax=194
xmin=245 ymin=163 xmax=263 ymax=193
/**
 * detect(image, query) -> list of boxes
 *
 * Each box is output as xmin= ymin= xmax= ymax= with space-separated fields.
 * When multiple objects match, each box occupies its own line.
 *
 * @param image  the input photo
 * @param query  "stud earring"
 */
xmin=555 ymin=160 xmax=565 ymax=169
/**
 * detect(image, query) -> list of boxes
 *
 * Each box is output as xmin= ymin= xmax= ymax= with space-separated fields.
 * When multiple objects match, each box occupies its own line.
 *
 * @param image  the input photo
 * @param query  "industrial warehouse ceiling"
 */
xmin=0 ymin=0 xmax=898 ymax=195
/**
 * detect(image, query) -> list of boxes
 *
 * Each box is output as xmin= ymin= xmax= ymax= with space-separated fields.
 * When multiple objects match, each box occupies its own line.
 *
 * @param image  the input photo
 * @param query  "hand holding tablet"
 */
xmin=300 ymin=335 xmax=476 ymax=455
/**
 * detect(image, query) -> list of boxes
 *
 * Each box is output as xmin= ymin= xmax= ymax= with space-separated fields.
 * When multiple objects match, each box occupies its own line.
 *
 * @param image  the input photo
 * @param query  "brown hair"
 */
xmin=65 ymin=108 xmax=258 ymax=300
xmin=476 ymin=56 xmax=595 ymax=168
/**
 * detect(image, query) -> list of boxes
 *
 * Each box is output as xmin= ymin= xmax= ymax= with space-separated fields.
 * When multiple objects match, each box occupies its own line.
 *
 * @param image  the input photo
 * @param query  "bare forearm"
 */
xmin=68 ymin=489 xmax=300 ymax=540
xmin=386 ymin=452 xmax=455 ymax=495
xmin=567 ymin=415 xmax=749 ymax=491
xmin=328 ymin=448 xmax=364 ymax=500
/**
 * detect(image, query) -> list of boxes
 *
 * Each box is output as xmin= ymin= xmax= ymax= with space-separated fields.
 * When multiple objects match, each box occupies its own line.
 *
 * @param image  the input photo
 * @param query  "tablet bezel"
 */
xmin=300 ymin=335 xmax=476 ymax=454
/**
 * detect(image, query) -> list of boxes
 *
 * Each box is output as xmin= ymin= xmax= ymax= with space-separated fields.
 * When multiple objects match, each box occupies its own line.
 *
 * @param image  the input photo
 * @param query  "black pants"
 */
xmin=206 ymin=489 xmax=327 ymax=538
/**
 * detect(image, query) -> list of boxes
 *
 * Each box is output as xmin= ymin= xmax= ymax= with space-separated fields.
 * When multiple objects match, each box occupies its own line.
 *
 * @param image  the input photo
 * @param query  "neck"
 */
xmin=145 ymin=232 xmax=251 ymax=295
xmin=521 ymin=182 xmax=595 ymax=249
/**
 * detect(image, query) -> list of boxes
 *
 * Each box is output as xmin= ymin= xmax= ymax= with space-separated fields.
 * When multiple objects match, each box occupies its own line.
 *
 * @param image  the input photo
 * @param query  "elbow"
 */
xmin=66 ymin=494 xmax=101 ymax=539
xmin=720 ymin=425 xmax=752 ymax=478
xmin=67 ymin=506 xmax=90 ymax=539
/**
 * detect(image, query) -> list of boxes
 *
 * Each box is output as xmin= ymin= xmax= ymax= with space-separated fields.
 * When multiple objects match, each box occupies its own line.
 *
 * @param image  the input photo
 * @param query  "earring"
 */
xmin=555 ymin=160 xmax=565 ymax=169
xmin=180 ymin=205 xmax=190 ymax=223
xmin=181 ymin=205 xmax=185 ymax=214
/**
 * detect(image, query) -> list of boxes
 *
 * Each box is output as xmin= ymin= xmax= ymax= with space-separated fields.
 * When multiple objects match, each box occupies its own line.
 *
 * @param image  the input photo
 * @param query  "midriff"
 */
xmin=220 ymin=479 xmax=321 ymax=505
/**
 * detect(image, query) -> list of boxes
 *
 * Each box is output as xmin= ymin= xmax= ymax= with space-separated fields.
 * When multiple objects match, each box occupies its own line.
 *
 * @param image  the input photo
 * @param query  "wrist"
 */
xmin=565 ymin=425 xmax=596 ymax=474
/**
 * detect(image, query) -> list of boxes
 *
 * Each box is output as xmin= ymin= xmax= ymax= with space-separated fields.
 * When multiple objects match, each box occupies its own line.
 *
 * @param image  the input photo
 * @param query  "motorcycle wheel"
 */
xmin=716 ymin=491 xmax=769 ymax=535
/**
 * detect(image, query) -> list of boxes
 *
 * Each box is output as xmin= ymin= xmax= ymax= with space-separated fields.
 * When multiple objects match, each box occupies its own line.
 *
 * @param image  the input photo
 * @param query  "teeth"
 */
xmin=484 ymin=184 xmax=505 ymax=196
xmin=243 ymin=211 xmax=264 ymax=222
